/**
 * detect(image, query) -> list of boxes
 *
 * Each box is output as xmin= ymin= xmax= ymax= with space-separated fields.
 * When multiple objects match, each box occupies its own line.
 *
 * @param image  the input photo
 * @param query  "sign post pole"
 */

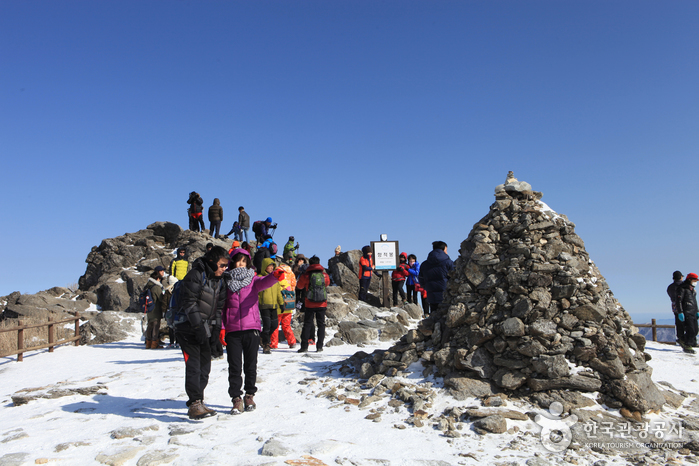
xmin=371 ymin=237 xmax=399 ymax=309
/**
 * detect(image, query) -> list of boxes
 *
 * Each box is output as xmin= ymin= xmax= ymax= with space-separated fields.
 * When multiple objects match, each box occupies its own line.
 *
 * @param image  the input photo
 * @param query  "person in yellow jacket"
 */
xmin=271 ymin=262 xmax=297 ymax=349
xmin=170 ymin=247 xmax=191 ymax=281
xmin=258 ymin=258 xmax=283 ymax=354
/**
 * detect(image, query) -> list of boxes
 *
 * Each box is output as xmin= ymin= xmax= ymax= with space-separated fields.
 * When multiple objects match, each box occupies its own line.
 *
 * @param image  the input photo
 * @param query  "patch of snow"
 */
xmin=536 ymin=200 xmax=562 ymax=221
xmin=115 ymin=278 xmax=124 ymax=284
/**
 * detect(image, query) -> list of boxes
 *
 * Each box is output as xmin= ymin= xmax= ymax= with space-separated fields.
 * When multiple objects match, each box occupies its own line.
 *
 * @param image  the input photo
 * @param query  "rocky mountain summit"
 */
xmin=349 ymin=173 xmax=667 ymax=418
xmin=2 ymin=221 xmax=420 ymax=347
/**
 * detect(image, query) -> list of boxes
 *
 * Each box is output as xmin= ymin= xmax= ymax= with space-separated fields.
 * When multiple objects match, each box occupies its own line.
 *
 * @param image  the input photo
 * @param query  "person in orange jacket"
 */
xmin=271 ymin=262 xmax=298 ymax=349
xmin=358 ymin=245 xmax=374 ymax=302
xmin=296 ymin=256 xmax=331 ymax=353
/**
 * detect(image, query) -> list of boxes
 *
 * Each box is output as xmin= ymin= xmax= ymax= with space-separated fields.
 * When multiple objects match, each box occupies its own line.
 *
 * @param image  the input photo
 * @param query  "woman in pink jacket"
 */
xmin=221 ymin=248 xmax=284 ymax=414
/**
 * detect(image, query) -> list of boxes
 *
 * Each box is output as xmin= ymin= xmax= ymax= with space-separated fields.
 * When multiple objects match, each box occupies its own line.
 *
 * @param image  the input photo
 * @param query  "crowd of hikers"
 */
xmin=667 ymin=270 xmax=699 ymax=353
xmin=138 ymin=193 xmax=455 ymax=419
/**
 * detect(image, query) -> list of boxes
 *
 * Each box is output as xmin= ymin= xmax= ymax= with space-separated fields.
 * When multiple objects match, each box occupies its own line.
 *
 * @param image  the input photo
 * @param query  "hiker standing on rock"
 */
xmin=208 ymin=198 xmax=223 ymax=238
xmin=144 ymin=266 xmax=166 ymax=349
xmin=418 ymin=241 xmax=454 ymax=315
xmin=221 ymin=248 xmax=286 ymax=414
xmin=175 ymin=246 xmax=229 ymax=419
xmin=187 ymin=192 xmax=205 ymax=232
xmin=358 ymin=246 xmax=375 ymax=302
xmin=406 ymin=254 xmax=421 ymax=307
xmin=283 ymin=236 xmax=299 ymax=263
xmin=391 ymin=252 xmax=410 ymax=305
xmin=675 ymin=272 xmax=699 ymax=353
xmin=238 ymin=206 xmax=250 ymax=243
xmin=668 ymin=270 xmax=685 ymax=346
xmin=169 ymin=247 xmax=191 ymax=281
xmin=296 ymin=256 xmax=330 ymax=353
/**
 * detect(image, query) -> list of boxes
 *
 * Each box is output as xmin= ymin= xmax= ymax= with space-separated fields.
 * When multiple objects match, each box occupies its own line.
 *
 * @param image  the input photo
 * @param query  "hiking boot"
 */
xmin=145 ymin=340 xmax=152 ymax=349
xmin=230 ymin=397 xmax=244 ymax=415
xmin=316 ymin=347 xmax=323 ymax=353
xmin=188 ymin=400 xmax=214 ymax=420
xmin=684 ymin=346 xmax=696 ymax=354
xmin=263 ymin=344 xmax=271 ymax=354
xmin=289 ymin=343 xmax=296 ymax=349
xmin=297 ymin=347 xmax=308 ymax=353
xmin=244 ymin=394 xmax=256 ymax=412
xmin=201 ymin=402 xmax=216 ymax=416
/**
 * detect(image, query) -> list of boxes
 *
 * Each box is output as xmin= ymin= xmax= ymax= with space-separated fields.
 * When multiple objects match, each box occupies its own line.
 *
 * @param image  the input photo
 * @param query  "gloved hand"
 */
xmin=219 ymin=328 xmax=227 ymax=346
xmin=295 ymin=243 xmax=300 ymax=250
xmin=273 ymin=268 xmax=285 ymax=281
xmin=194 ymin=325 xmax=208 ymax=345
xmin=679 ymin=313 xmax=685 ymax=322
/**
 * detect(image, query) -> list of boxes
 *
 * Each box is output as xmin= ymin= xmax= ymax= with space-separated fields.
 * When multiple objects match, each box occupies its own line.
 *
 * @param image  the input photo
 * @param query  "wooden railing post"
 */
xmin=651 ymin=318 xmax=657 ymax=342
xmin=17 ymin=320 xmax=24 ymax=362
xmin=48 ymin=317 xmax=55 ymax=353
xmin=74 ymin=313 xmax=80 ymax=346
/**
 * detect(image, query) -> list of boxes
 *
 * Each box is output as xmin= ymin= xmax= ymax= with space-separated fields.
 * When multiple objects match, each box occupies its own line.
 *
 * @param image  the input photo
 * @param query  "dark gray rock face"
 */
xmin=78 ymin=222 xmax=231 ymax=312
xmin=345 ymin=173 xmax=664 ymax=414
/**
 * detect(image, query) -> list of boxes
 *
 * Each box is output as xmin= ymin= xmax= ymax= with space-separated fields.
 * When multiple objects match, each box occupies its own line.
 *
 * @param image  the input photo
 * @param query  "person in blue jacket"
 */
xmin=406 ymin=254 xmax=421 ymax=306
xmin=418 ymin=241 xmax=454 ymax=315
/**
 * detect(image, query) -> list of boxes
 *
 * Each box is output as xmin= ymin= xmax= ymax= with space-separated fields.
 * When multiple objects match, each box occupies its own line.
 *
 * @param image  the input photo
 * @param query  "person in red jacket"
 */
xmin=358 ymin=245 xmax=374 ymax=302
xmin=296 ymin=256 xmax=331 ymax=353
xmin=391 ymin=252 xmax=410 ymax=306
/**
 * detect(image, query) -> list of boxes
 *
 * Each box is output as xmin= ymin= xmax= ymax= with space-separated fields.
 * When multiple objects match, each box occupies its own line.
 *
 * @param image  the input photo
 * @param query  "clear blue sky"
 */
xmin=2 ymin=1 xmax=697 ymax=324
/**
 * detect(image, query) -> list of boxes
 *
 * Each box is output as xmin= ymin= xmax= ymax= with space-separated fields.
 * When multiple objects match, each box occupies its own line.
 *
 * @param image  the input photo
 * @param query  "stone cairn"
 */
xmin=352 ymin=172 xmax=667 ymax=416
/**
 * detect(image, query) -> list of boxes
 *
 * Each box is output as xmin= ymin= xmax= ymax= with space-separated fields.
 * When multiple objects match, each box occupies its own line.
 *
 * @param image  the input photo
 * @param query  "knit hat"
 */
xmin=362 ymin=245 xmax=371 ymax=255
xmin=232 ymin=240 xmax=240 ymax=248
xmin=266 ymin=217 xmax=273 ymax=223
xmin=154 ymin=266 xmax=165 ymax=273
xmin=289 ymin=236 xmax=295 ymax=241
xmin=673 ymin=271 xmax=683 ymax=280
xmin=688 ymin=273 xmax=699 ymax=281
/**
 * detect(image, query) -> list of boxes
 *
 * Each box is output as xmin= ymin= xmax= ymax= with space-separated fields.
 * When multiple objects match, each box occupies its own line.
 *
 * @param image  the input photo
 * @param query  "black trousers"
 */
xmin=260 ymin=308 xmax=278 ymax=346
xmin=210 ymin=324 xmax=224 ymax=358
xmin=683 ymin=313 xmax=698 ymax=347
xmin=301 ymin=307 xmax=326 ymax=350
xmin=406 ymin=284 xmax=418 ymax=304
xmin=209 ymin=221 xmax=221 ymax=238
xmin=358 ymin=278 xmax=371 ymax=302
xmin=675 ymin=313 xmax=686 ymax=343
xmin=392 ymin=280 xmax=406 ymax=305
xmin=225 ymin=329 xmax=260 ymax=399
xmin=176 ymin=327 xmax=212 ymax=405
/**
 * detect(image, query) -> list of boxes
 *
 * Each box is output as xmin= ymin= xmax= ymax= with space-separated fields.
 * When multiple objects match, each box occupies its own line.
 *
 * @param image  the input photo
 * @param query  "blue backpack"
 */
xmin=138 ymin=286 xmax=156 ymax=314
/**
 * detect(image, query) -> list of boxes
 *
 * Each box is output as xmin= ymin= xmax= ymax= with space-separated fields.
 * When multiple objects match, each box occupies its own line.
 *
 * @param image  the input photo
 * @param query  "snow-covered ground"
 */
xmin=0 ymin=321 xmax=697 ymax=466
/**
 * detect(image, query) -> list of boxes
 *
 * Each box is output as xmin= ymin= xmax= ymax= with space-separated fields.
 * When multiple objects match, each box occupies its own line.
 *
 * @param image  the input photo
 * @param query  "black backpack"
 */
xmin=252 ymin=220 xmax=263 ymax=236
xmin=138 ymin=286 xmax=156 ymax=314
xmin=307 ymin=272 xmax=327 ymax=303
xmin=166 ymin=273 xmax=218 ymax=328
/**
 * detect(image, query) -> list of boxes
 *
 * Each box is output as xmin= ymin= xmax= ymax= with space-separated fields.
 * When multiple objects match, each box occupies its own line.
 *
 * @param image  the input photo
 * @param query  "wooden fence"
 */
xmin=0 ymin=313 xmax=81 ymax=361
xmin=635 ymin=318 xmax=676 ymax=345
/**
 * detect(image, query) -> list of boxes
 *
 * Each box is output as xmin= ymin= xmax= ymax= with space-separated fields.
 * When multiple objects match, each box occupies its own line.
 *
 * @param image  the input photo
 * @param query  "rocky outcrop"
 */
xmin=78 ymin=222 xmax=232 ymax=312
xmin=328 ymin=250 xmax=386 ymax=307
xmin=347 ymin=173 xmax=665 ymax=415
xmin=0 ymin=287 xmax=90 ymax=322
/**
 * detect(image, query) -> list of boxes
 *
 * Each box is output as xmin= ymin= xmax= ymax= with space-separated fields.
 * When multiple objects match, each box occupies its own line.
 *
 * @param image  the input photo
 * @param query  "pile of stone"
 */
xmin=347 ymin=173 xmax=668 ymax=417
